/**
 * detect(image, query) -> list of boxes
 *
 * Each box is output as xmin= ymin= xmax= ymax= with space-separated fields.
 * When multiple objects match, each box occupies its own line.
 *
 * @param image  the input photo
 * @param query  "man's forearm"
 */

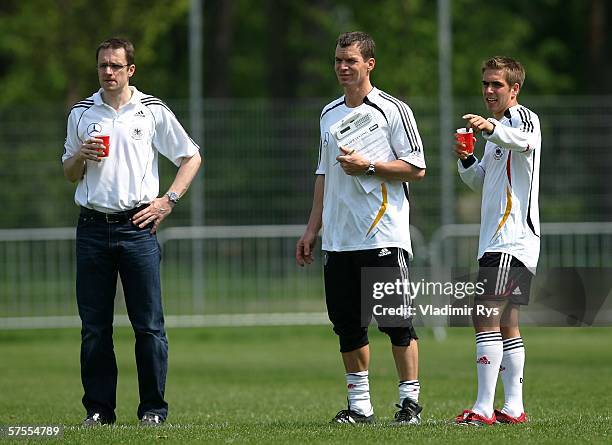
xmin=374 ymin=160 xmax=425 ymax=182
xmin=63 ymin=155 xmax=86 ymax=183
xmin=306 ymin=175 xmax=324 ymax=234
xmin=166 ymin=152 xmax=202 ymax=197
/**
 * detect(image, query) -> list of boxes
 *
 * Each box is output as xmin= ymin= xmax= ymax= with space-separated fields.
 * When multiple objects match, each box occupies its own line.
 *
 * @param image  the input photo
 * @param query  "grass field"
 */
xmin=0 ymin=325 xmax=610 ymax=444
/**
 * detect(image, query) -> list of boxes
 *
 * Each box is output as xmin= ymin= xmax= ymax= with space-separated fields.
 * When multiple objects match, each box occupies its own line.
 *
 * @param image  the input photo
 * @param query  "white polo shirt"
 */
xmin=458 ymin=104 xmax=541 ymax=267
xmin=62 ymin=86 xmax=199 ymax=213
xmin=316 ymin=87 xmax=426 ymax=258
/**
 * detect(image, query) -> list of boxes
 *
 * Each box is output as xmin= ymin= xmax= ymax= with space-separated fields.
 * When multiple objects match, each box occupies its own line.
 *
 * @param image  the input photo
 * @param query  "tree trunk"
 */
xmin=207 ymin=0 xmax=235 ymax=97
xmin=588 ymin=0 xmax=612 ymax=219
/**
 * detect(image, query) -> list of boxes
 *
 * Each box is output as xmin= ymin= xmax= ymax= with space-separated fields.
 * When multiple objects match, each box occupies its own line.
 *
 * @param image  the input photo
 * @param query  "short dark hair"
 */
xmin=336 ymin=32 xmax=375 ymax=60
xmin=482 ymin=56 xmax=525 ymax=88
xmin=96 ymin=38 xmax=135 ymax=65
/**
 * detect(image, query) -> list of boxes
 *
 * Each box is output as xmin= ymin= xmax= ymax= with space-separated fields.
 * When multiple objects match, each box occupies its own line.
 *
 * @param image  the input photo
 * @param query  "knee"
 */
xmin=130 ymin=311 xmax=166 ymax=335
xmin=81 ymin=323 xmax=112 ymax=341
xmin=80 ymin=325 xmax=114 ymax=357
xmin=333 ymin=326 xmax=369 ymax=353
xmin=132 ymin=323 xmax=166 ymax=341
xmin=472 ymin=304 xmax=503 ymax=330
xmin=379 ymin=325 xmax=418 ymax=347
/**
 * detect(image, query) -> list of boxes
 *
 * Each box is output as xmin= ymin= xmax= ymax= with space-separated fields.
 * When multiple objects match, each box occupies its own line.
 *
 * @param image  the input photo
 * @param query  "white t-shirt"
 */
xmin=458 ymin=104 xmax=541 ymax=267
xmin=62 ymin=86 xmax=199 ymax=213
xmin=316 ymin=87 xmax=426 ymax=258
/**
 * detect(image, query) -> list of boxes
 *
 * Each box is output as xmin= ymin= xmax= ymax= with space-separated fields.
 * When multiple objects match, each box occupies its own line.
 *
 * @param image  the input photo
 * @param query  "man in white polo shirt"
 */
xmin=62 ymin=38 xmax=201 ymax=426
xmin=296 ymin=32 xmax=426 ymax=425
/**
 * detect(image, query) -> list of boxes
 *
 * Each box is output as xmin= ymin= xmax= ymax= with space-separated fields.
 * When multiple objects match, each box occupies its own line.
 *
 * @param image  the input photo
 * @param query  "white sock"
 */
xmin=346 ymin=371 xmax=373 ymax=416
xmin=399 ymin=380 xmax=420 ymax=405
xmin=472 ymin=331 xmax=503 ymax=418
xmin=500 ymin=337 xmax=525 ymax=417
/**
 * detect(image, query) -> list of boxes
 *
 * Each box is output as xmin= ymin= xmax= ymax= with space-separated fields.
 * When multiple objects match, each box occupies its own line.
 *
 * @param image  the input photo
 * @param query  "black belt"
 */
xmin=80 ymin=205 xmax=148 ymax=223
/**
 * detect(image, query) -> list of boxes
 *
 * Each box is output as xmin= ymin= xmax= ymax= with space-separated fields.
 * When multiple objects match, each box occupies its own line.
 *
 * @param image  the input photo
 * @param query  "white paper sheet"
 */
xmin=330 ymin=109 xmax=395 ymax=193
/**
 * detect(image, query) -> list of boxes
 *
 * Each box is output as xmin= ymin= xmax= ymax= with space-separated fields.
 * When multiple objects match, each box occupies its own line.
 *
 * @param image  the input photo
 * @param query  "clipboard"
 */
xmin=330 ymin=111 xmax=373 ymax=142
xmin=330 ymin=109 xmax=395 ymax=193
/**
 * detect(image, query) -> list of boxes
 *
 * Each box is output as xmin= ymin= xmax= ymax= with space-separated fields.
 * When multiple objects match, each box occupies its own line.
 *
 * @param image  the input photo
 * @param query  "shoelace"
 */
xmin=332 ymin=410 xmax=355 ymax=423
xmin=458 ymin=413 xmax=477 ymax=422
xmin=456 ymin=411 xmax=487 ymax=424
xmin=455 ymin=410 xmax=472 ymax=421
xmin=394 ymin=404 xmax=415 ymax=422
xmin=334 ymin=409 xmax=351 ymax=420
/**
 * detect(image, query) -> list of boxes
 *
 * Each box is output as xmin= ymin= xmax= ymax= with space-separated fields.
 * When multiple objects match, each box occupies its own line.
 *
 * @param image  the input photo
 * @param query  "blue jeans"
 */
xmin=76 ymin=214 xmax=168 ymax=421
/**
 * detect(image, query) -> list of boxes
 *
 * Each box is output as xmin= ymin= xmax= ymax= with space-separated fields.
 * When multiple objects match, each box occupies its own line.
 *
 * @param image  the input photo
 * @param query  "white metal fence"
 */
xmin=429 ymin=222 xmax=612 ymax=269
xmin=0 ymin=225 xmax=426 ymax=328
xmin=427 ymin=223 xmax=612 ymax=327
xmin=1 ymin=223 xmax=610 ymax=329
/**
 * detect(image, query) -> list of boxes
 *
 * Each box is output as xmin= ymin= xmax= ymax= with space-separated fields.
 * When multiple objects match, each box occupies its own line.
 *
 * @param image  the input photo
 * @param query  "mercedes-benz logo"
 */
xmin=86 ymin=122 xmax=102 ymax=136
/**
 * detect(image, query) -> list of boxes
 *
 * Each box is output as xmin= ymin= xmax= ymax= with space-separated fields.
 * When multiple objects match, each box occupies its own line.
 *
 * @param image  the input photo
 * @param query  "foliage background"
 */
xmin=0 ymin=0 xmax=611 ymax=230
xmin=1 ymin=0 xmax=608 ymax=105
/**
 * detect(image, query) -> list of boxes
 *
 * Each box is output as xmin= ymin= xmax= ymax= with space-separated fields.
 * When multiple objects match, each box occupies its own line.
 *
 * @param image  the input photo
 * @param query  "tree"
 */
xmin=0 ymin=0 xmax=191 ymax=108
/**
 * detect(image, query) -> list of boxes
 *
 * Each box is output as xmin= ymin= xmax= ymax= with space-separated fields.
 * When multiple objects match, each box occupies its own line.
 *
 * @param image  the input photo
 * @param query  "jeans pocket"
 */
xmin=131 ymin=220 xmax=155 ymax=232
xmin=77 ymin=215 xmax=95 ymax=227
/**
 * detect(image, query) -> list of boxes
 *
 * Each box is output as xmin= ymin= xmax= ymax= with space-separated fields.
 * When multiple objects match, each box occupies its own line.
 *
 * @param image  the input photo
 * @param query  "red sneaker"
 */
xmin=455 ymin=409 xmax=496 ymax=426
xmin=494 ymin=409 xmax=528 ymax=424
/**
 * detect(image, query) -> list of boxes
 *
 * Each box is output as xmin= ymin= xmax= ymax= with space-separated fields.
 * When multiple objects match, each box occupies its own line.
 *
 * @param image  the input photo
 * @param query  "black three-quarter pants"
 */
xmin=323 ymin=247 xmax=418 ymax=353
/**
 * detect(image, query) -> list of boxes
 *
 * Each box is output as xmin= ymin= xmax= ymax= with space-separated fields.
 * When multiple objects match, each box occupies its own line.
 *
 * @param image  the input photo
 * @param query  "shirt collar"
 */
xmin=343 ymin=86 xmax=378 ymax=107
xmin=93 ymin=86 xmax=141 ymax=107
xmin=504 ymin=103 xmax=521 ymax=120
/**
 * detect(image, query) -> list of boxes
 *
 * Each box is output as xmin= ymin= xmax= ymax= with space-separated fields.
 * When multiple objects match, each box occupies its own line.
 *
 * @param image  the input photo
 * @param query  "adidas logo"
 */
xmin=512 ymin=287 xmax=522 ymax=295
xmin=134 ymin=110 xmax=146 ymax=117
xmin=476 ymin=356 xmax=491 ymax=365
xmin=378 ymin=248 xmax=391 ymax=257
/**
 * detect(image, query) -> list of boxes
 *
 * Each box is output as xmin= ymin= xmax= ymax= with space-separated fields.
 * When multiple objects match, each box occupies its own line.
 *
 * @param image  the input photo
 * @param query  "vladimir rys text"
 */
xmin=370 ymin=278 xmax=499 ymax=318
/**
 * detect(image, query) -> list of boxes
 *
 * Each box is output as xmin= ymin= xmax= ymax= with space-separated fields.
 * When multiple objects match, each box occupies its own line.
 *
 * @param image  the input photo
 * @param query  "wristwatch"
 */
xmin=166 ymin=191 xmax=180 ymax=205
xmin=365 ymin=162 xmax=376 ymax=176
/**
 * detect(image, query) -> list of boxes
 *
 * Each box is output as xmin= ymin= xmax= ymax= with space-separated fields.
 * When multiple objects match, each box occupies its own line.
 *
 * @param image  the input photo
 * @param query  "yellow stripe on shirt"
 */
xmin=493 ymin=185 xmax=513 ymax=239
xmin=366 ymin=183 xmax=388 ymax=237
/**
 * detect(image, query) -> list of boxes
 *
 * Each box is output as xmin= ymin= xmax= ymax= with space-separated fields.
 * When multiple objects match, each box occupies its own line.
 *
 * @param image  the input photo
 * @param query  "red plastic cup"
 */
xmin=98 ymin=135 xmax=110 ymax=158
xmin=456 ymin=128 xmax=475 ymax=154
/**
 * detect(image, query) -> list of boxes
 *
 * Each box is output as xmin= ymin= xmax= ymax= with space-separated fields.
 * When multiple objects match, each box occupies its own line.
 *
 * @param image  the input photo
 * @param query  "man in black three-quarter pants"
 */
xmin=296 ymin=32 xmax=427 ymax=425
